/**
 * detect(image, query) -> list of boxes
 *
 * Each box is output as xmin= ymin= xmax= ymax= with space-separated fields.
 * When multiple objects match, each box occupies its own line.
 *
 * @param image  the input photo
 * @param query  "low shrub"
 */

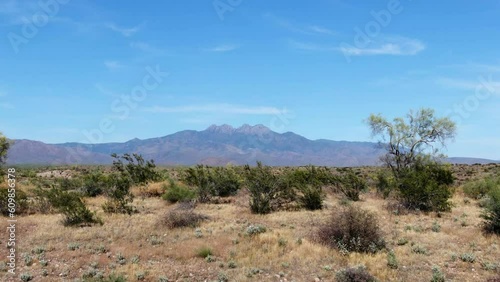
xmin=463 ymin=176 xmax=499 ymax=199
xmin=317 ymin=206 xmax=385 ymax=254
xmin=336 ymin=169 xmax=367 ymax=201
xmin=35 ymin=188 xmax=102 ymax=226
xmin=162 ymin=179 xmax=196 ymax=203
xmin=398 ymin=162 xmax=454 ymax=212
xmin=335 ymin=265 xmax=377 ymax=282
xmin=196 ymin=246 xmax=213 ymax=258
xmin=162 ymin=208 xmax=208 ymax=229
xmin=481 ymin=185 xmax=500 ymax=234
xmin=0 ymin=188 xmax=28 ymax=216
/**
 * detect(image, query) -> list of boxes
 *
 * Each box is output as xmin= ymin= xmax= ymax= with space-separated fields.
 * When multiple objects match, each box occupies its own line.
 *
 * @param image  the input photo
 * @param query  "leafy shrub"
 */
xmin=244 ymin=162 xmax=296 ymax=214
xmin=162 ymin=179 xmax=196 ymax=203
xmin=387 ymin=250 xmax=398 ymax=269
xmin=335 ymin=169 xmax=367 ymax=201
xmin=335 ymin=265 xmax=377 ymax=282
xmin=246 ymin=224 xmax=267 ymax=236
xmin=284 ymin=166 xmax=330 ymax=210
xmin=480 ymin=185 xmax=500 ymax=234
xmin=183 ymin=165 xmax=242 ymax=203
xmin=0 ymin=188 xmax=28 ymax=216
xmin=375 ymin=171 xmax=396 ymax=198
xmin=398 ymin=162 xmax=454 ymax=212
xmin=111 ymin=153 xmax=161 ymax=185
xmin=317 ymin=206 xmax=385 ymax=254
xmin=162 ymin=208 xmax=208 ymax=229
xmin=102 ymin=173 xmax=135 ymax=215
xmin=430 ymin=266 xmax=445 ymax=282
xmin=463 ymin=176 xmax=499 ymax=199
xmin=300 ymin=185 xmax=324 ymax=210
xmin=35 ymin=188 xmax=102 ymax=226
xmin=196 ymin=246 xmax=213 ymax=258
xmin=79 ymin=170 xmax=109 ymax=197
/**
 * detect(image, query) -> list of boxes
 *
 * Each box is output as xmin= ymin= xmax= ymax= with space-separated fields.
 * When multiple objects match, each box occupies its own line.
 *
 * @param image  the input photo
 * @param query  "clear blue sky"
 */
xmin=0 ymin=0 xmax=499 ymax=159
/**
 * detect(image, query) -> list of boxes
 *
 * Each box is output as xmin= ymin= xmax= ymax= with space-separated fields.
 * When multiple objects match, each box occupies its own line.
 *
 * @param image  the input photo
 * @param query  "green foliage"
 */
xmin=335 ymin=265 xmax=377 ymax=282
xmin=196 ymin=247 xmax=213 ymax=258
xmin=367 ymin=108 xmax=456 ymax=177
xmin=244 ymin=162 xmax=285 ymax=214
xmin=0 ymin=188 xmax=28 ymax=216
xmin=111 ymin=153 xmax=160 ymax=185
xmin=481 ymin=185 xmax=500 ymax=234
xmin=35 ymin=187 xmax=102 ymax=226
xmin=283 ymin=165 xmax=330 ymax=210
xmin=367 ymin=109 xmax=457 ymax=211
xmin=431 ymin=266 xmax=446 ymax=282
xmin=463 ymin=175 xmax=500 ymax=200
xmin=0 ymin=132 xmax=9 ymax=166
xmin=375 ymin=171 xmax=396 ymax=198
xmin=336 ymin=169 xmax=367 ymax=201
xmin=79 ymin=170 xmax=109 ymax=197
xmin=398 ymin=161 xmax=454 ymax=212
xmin=387 ymin=250 xmax=398 ymax=269
xmin=245 ymin=224 xmax=267 ymax=236
xmin=183 ymin=165 xmax=242 ymax=203
xmin=102 ymin=173 xmax=135 ymax=214
xmin=162 ymin=179 xmax=196 ymax=203
xmin=317 ymin=206 xmax=386 ymax=254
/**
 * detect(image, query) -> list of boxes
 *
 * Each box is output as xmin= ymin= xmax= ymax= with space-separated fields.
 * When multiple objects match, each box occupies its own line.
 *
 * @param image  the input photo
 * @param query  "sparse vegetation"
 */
xmin=317 ymin=206 xmax=386 ymax=254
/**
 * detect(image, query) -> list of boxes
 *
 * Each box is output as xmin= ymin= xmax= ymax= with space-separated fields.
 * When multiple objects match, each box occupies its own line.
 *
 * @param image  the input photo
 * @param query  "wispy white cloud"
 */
xmin=308 ymin=25 xmax=336 ymax=35
xmin=104 ymin=22 xmax=143 ymax=37
xmin=144 ymin=103 xmax=288 ymax=115
xmin=205 ymin=44 xmax=239 ymax=52
xmin=104 ymin=60 xmax=124 ymax=70
xmin=291 ymin=36 xmax=425 ymax=57
xmin=130 ymin=42 xmax=167 ymax=56
xmin=338 ymin=37 xmax=425 ymax=56
xmin=264 ymin=13 xmax=336 ymax=36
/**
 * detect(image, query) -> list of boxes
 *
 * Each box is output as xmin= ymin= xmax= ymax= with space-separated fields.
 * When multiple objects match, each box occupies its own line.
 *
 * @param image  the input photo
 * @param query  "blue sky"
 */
xmin=0 ymin=0 xmax=499 ymax=159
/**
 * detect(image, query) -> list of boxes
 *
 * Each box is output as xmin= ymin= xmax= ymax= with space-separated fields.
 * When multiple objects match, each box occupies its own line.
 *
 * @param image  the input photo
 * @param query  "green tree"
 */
xmin=367 ymin=108 xmax=457 ymax=211
xmin=367 ymin=108 xmax=456 ymax=178
xmin=0 ymin=132 xmax=10 ymax=165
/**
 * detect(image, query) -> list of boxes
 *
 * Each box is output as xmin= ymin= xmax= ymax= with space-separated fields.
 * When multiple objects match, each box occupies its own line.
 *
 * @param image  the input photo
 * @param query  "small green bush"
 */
xmin=398 ymin=162 xmax=454 ymax=212
xmin=0 ymin=188 xmax=28 ymax=216
xmin=387 ymin=250 xmax=398 ymax=269
xmin=335 ymin=265 xmax=377 ymax=282
xmin=35 ymin=188 xmax=102 ymax=226
xmin=481 ymin=185 xmax=500 ymax=234
xmin=317 ymin=206 xmax=385 ymax=254
xmin=463 ymin=176 xmax=499 ymax=199
xmin=430 ymin=266 xmax=445 ymax=282
xmin=196 ymin=247 xmax=213 ymax=258
xmin=336 ymin=169 xmax=367 ymax=201
xmin=162 ymin=179 xmax=196 ymax=203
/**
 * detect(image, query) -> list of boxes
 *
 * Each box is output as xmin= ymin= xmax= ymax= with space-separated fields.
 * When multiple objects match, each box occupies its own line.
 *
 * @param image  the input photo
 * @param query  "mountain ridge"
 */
xmin=5 ymin=124 xmax=499 ymax=166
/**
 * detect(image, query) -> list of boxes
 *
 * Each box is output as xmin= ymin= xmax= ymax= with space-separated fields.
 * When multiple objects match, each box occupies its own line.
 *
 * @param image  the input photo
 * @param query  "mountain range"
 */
xmin=6 ymin=124 xmax=499 ymax=166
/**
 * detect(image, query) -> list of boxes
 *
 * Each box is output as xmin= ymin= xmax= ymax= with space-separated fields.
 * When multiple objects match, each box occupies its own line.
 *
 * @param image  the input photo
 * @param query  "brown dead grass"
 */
xmin=0 ymin=165 xmax=499 ymax=281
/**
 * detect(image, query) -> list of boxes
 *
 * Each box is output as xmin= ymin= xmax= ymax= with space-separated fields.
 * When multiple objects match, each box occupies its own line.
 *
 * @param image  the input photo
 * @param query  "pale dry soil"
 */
xmin=0 ymin=187 xmax=499 ymax=282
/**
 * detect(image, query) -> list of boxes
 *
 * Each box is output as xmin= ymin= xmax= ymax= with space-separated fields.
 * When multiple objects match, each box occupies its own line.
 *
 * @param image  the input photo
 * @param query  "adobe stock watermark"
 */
xmin=7 ymin=0 xmax=70 ymax=54
xmin=213 ymin=0 xmax=244 ymax=21
xmin=64 ymin=65 xmax=169 ymax=164
xmin=445 ymin=75 xmax=497 ymax=126
xmin=339 ymin=0 xmax=407 ymax=63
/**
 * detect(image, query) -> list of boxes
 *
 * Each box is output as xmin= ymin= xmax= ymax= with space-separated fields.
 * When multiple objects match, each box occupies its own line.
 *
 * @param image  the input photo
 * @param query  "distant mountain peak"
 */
xmin=236 ymin=124 xmax=271 ymax=134
xmin=205 ymin=124 xmax=235 ymax=134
